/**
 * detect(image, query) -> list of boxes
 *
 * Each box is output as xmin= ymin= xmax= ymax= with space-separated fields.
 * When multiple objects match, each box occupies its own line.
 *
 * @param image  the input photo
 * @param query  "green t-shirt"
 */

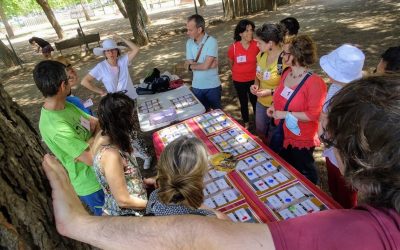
xmin=39 ymin=102 xmax=101 ymax=196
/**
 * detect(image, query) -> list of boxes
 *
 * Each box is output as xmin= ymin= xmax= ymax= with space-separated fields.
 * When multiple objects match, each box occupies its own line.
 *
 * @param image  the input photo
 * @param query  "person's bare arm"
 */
xmin=81 ymin=74 xmax=107 ymax=96
xmin=42 ymin=154 xmax=276 ymax=250
xmin=75 ymin=149 xmax=93 ymax=166
xmin=118 ymin=35 xmax=139 ymax=62
xmin=102 ymin=149 xmax=147 ymax=209
xmin=189 ymin=56 xmax=217 ymax=71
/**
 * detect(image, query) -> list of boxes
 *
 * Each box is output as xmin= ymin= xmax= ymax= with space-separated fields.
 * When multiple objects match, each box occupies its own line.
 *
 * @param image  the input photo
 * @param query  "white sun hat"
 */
xmin=93 ymin=39 xmax=126 ymax=56
xmin=320 ymin=44 xmax=365 ymax=83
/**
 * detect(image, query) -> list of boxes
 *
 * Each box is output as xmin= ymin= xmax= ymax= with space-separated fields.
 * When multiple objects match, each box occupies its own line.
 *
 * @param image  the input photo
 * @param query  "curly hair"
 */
xmin=156 ymin=136 xmax=208 ymax=209
xmin=326 ymin=75 xmax=400 ymax=212
xmin=255 ymin=23 xmax=285 ymax=44
xmin=289 ymin=35 xmax=317 ymax=67
xmin=381 ymin=46 xmax=400 ymax=73
xmin=233 ymin=19 xmax=255 ymax=41
xmin=98 ymin=92 xmax=136 ymax=154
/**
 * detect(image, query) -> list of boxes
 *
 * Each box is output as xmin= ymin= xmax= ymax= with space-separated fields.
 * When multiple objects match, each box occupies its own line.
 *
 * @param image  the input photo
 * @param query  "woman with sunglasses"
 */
xmin=81 ymin=35 xmax=139 ymax=100
xmin=267 ymin=35 xmax=327 ymax=184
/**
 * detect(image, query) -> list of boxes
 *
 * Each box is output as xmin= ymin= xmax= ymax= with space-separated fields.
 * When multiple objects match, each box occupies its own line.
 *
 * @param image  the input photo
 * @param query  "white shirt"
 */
xmin=89 ymin=54 xmax=138 ymax=100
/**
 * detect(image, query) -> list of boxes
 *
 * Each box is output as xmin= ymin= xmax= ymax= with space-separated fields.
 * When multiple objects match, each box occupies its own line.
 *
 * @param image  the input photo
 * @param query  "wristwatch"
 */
xmin=188 ymin=64 xmax=192 ymax=72
xmin=271 ymin=88 xmax=275 ymax=96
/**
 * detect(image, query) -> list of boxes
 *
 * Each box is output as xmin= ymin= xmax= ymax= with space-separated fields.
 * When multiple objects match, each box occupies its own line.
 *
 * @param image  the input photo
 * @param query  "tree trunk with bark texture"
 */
xmin=35 ymin=0 xmax=64 ymax=39
xmin=0 ymin=83 xmax=92 ymax=249
xmin=139 ymin=1 xmax=151 ymax=25
xmin=0 ymin=40 xmax=20 ymax=67
xmin=113 ymin=0 xmax=128 ymax=18
xmin=198 ymin=0 xmax=207 ymax=7
xmin=80 ymin=0 xmax=91 ymax=21
xmin=266 ymin=0 xmax=277 ymax=11
xmin=223 ymin=0 xmax=234 ymax=19
xmin=122 ymin=0 xmax=149 ymax=46
xmin=0 ymin=3 xmax=14 ymax=38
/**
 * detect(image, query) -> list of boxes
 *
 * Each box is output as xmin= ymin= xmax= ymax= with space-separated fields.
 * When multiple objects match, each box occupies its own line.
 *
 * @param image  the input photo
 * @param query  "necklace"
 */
xmin=290 ymin=69 xmax=307 ymax=79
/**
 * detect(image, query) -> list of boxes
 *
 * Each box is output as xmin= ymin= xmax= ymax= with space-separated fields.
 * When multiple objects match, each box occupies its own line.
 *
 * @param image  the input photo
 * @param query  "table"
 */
xmin=153 ymin=109 xmax=340 ymax=223
xmin=137 ymin=85 xmax=205 ymax=132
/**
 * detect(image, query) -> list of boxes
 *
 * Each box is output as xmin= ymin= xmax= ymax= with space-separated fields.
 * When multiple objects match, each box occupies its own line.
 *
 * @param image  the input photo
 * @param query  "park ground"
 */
xmin=1 ymin=0 xmax=400 ymax=193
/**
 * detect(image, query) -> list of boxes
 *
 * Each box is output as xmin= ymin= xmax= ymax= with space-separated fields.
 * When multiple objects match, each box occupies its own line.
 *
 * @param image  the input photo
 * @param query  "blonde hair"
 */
xmin=157 ymin=136 xmax=208 ymax=209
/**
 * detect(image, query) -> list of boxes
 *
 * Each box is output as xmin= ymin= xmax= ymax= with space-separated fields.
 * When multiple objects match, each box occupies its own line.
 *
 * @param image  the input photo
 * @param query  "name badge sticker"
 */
xmin=80 ymin=116 xmax=91 ymax=131
xmin=263 ymin=71 xmax=271 ymax=80
xmin=281 ymin=86 xmax=294 ymax=100
xmin=83 ymin=98 xmax=93 ymax=108
xmin=236 ymin=55 xmax=247 ymax=63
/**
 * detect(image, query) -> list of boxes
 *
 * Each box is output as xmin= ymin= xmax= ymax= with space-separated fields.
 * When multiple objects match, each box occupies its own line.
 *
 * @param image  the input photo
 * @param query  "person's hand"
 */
xmin=250 ymin=84 xmax=259 ymax=95
xmin=255 ymin=89 xmax=269 ymax=97
xmin=143 ymin=178 xmax=156 ymax=187
xmin=184 ymin=61 xmax=192 ymax=71
xmin=256 ymin=72 xmax=263 ymax=81
xmin=266 ymin=106 xmax=275 ymax=117
xmin=99 ymin=90 xmax=107 ymax=97
xmin=42 ymin=154 xmax=89 ymax=237
xmin=210 ymin=59 xmax=218 ymax=69
xmin=273 ymin=110 xmax=287 ymax=120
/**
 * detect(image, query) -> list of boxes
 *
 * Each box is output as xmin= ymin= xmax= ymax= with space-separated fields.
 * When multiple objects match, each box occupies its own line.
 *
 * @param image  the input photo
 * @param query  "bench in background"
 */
xmin=55 ymin=33 xmax=100 ymax=55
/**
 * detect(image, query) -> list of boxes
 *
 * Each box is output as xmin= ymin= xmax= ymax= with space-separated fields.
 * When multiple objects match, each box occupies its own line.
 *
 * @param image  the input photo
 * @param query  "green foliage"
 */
xmin=0 ymin=0 xmax=93 ymax=18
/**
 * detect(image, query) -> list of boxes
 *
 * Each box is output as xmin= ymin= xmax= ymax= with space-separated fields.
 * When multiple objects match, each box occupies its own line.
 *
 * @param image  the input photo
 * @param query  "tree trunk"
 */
xmin=0 ymin=2 xmax=14 ymax=38
xmin=35 ymin=0 xmax=64 ymax=39
xmin=80 ymin=0 xmax=91 ymax=21
xmin=139 ymin=1 xmax=151 ymax=25
xmin=223 ymin=0 xmax=233 ymax=19
xmin=0 ymin=40 xmax=20 ymax=67
xmin=266 ymin=0 xmax=277 ymax=11
xmin=0 ymin=83 xmax=92 ymax=249
xmin=122 ymin=0 xmax=149 ymax=46
xmin=198 ymin=0 xmax=207 ymax=7
xmin=113 ymin=0 xmax=128 ymax=18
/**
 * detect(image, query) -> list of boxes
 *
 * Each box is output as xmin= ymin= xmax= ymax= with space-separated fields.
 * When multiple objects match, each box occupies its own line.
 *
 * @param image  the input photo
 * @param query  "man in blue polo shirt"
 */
xmin=185 ymin=14 xmax=222 ymax=111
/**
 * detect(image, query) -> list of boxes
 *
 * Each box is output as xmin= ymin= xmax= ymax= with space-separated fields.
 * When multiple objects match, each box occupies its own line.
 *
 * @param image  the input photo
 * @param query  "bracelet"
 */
xmin=271 ymin=89 xmax=275 ymax=96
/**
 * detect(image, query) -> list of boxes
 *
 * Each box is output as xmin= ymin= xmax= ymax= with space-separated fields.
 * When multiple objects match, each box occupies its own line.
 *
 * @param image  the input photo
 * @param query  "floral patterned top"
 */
xmin=93 ymin=145 xmax=147 ymax=216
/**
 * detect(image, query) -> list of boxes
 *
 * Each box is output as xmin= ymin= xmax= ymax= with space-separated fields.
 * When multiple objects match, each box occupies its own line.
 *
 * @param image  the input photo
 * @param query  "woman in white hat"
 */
xmin=319 ymin=44 xmax=365 ymax=208
xmin=81 ymin=35 xmax=139 ymax=100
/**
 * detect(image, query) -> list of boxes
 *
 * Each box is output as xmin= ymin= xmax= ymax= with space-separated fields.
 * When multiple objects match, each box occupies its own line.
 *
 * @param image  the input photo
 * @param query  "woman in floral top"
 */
xmin=92 ymin=92 xmax=153 ymax=216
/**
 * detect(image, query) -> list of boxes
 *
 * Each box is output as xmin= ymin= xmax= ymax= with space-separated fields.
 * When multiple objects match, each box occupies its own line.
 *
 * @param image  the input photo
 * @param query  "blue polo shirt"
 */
xmin=186 ymin=33 xmax=221 ymax=89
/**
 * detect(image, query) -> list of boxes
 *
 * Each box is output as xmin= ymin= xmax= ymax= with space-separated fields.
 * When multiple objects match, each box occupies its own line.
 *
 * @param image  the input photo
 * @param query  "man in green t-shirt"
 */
xmin=33 ymin=60 xmax=104 ymax=215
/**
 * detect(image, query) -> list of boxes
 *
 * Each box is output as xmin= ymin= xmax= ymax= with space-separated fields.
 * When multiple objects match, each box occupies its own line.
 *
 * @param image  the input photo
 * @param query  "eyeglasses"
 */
xmin=282 ymin=51 xmax=291 ymax=56
xmin=319 ymin=129 xmax=336 ymax=148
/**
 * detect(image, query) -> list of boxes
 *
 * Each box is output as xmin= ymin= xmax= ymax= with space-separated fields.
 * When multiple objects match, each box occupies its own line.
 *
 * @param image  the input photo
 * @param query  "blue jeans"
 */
xmin=192 ymin=86 xmax=222 ymax=111
xmin=255 ymin=102 xmax=271 ymax=138
xmin=79 ymin=189 xmax=105 ymax=216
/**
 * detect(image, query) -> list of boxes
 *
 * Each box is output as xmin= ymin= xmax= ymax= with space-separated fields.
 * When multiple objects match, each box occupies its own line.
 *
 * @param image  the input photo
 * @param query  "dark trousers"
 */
xmin=326 ymin=158 xmax=357 ymax=208
xmin=192 ymin=86 xmax=222 ymax=111
xmin=233 ymin=80 xmax=257 ymax=123
xmin=279 ymin=145 xmax=319 ymax=185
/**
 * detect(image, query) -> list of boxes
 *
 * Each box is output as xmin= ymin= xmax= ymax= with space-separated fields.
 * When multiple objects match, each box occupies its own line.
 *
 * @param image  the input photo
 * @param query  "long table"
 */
xmin=137 ymin=85 xmax=205 ymax=132
xmin=153 ymin=110 xmax=340 ymax=223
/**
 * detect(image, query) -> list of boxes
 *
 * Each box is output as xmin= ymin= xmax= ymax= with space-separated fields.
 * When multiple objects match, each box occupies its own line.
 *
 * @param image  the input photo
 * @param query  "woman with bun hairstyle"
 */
xmin=146 ymin=136 xmax=227 ymax=219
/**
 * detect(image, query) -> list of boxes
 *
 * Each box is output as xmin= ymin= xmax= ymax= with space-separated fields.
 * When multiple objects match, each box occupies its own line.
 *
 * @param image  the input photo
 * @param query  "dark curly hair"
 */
xmin=381 ymin=46 xmax=400 ymax=73
xmin=289 ymin=34 xmax=317 ymax=67
xmin=326 ymin=75 xmax=400 ymax=212
xmin=280 ymin=17 xmax=300 ymax=36
xmin=98 ymin=92 xmax=136 ymax=154
xmin=255 ymin=23 xmax=284 ymax=44
xmin=233 ymin=19 xmax=255 ymax=41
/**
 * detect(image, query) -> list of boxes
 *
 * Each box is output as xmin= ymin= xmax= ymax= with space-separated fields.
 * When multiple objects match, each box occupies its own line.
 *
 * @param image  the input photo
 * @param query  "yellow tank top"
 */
xmin=256 ymin=51 xmax=284 ymax=107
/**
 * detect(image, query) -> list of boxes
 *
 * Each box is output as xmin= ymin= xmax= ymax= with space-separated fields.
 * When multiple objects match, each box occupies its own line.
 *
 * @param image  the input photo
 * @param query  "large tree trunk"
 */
xmin=80 ymin=0 xmax=91 ymax=21
xmin=0 ymin=83 xmax=92 ymax=249
xmin=266 ymin=0 xmax=277 ymax=11
xmin=122 ymin=0 xmax=149 ymax=46
xmin=35 ymin=0 xmax=64 ymax=39
xmin=223 ymin=0 xmax=235 ymax=19
xmin=0 ymin=40 xmax=20 ymax=67
xmin=113 ymin=0 xmax=128 ymax=18
xmin=198 ymin=0 xmax=207 ymax=7
xmin=139 ymin=1 xmax=151 ymax=25
xmin=0 ymin=2 xmax=14 ymax=38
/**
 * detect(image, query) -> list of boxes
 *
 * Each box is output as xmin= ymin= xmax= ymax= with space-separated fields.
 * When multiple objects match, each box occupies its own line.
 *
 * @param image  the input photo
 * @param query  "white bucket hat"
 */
xmin=93 ymin=39 xmax=126 ymax=56
xmin=320 ymin=44 xmax=365 ymax=83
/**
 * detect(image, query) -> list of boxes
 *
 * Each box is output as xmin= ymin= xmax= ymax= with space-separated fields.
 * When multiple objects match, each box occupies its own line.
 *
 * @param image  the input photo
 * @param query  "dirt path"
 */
xmin=2 ymin=0 xmax=399 ymax=188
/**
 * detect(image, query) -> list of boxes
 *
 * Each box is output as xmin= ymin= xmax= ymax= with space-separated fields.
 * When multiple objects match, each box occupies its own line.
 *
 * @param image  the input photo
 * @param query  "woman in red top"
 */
xmin=228 ymin=20 xmax=260 ymax=128
xmin=267 ymin=35 xmax=327 ymax=184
